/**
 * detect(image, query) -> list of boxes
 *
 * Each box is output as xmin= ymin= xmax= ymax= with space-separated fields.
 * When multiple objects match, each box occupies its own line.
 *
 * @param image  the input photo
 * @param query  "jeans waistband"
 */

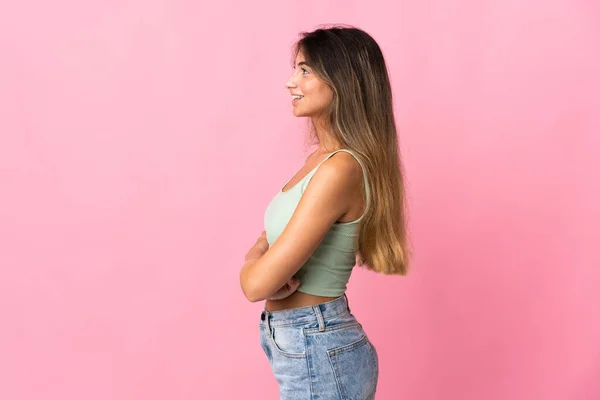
xmin=260 ymin=294 xmax=351 ymax=331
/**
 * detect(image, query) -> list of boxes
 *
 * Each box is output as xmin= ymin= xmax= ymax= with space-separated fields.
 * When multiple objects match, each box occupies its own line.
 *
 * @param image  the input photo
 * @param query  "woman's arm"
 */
xmin=241 ymin=231 xmax=301 ymax=301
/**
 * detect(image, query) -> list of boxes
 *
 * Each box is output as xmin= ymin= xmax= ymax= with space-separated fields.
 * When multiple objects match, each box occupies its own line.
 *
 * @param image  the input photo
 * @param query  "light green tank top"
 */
xmin=263 ymin=149 xmax=371 ymax=297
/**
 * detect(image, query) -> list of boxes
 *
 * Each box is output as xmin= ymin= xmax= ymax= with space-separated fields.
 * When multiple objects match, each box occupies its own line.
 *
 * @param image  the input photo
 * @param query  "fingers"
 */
xmin=287 ymin=278 xmax=300 ymax=290
xmin=266 ymin=278 xmax=300 ymax=301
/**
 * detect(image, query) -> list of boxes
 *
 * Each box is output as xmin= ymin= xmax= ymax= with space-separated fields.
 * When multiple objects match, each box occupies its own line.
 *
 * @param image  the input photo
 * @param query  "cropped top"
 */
xmin=263 ymin=149 xmax=371 ymax=297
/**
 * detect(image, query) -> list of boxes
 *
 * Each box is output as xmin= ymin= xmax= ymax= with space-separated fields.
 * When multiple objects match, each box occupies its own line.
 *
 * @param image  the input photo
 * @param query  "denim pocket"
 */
xmin=327 ymin=327 xmax=378 ymax=399
xmin=270 ymin=325 xmax=306 ymax=359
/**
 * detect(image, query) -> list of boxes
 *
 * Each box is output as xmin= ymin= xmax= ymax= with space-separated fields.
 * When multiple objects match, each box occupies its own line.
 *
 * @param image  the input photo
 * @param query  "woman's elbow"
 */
xmin=240 ymin=277 xmax=267 ymax=303
xmin=245 ymin=291 xmax=265 ymax=303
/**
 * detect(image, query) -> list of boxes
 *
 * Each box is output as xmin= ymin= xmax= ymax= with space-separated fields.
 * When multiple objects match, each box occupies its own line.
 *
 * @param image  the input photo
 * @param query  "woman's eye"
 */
xmin=301 ymin=68 xmax=309 ymax=75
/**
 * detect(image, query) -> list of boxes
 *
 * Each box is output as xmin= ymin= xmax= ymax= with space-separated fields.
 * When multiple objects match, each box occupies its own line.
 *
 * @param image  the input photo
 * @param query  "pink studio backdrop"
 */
xmin=0 ymin=1 xmax=598 ymax=399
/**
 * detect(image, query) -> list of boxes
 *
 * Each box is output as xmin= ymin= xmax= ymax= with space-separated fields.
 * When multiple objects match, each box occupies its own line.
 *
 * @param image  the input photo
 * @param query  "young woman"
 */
xmin=240 ymin=25 xmax=410 ymax=399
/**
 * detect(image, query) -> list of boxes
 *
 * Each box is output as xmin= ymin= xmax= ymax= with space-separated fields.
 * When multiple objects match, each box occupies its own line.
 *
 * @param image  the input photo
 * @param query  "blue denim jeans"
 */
xmin=259 ymin=295 xmax=379 ymax=399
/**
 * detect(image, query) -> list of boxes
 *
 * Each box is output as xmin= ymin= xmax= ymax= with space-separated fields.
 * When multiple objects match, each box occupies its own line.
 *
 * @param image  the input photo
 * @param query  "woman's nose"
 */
xmin=285 ymin=76 xmax=297 ymax=89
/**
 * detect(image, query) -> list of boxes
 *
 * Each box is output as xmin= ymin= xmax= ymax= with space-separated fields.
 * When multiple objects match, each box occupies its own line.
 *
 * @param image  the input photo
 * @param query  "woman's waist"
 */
xmin=261 ymin=293 xmax=352 ymax=327
xmin=265 ymin=291 xmax=338 ymax=312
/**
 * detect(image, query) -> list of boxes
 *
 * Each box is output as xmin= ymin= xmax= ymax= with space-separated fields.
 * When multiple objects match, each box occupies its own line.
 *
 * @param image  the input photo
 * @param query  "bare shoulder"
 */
xmin=311 ymin=151 xmax=364 ymax=190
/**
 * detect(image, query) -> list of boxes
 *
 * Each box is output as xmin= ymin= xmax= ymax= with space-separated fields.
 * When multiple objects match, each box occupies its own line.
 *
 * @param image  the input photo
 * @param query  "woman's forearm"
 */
xmin=240 ymin=259 xmax=263 ymax=302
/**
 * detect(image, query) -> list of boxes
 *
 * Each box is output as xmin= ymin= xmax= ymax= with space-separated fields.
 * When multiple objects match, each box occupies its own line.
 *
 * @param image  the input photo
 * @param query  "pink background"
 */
xmin=1 ymin=1 xmax=598 ymax=399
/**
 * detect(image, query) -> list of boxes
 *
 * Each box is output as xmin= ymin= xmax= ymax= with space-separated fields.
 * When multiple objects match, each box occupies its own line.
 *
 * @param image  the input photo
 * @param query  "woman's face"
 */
xmin=285 ymin=51 xmax=334 ymax=118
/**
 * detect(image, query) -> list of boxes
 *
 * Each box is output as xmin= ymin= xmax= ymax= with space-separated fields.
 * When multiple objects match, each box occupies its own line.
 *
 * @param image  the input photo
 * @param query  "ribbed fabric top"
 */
xmin=263 ymin=149 xmax=370 ymax=297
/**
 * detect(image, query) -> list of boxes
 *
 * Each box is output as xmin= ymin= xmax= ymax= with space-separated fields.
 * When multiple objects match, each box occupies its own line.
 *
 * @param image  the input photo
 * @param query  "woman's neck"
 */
xmin=311 ymin=119 xmax=342 ymax=153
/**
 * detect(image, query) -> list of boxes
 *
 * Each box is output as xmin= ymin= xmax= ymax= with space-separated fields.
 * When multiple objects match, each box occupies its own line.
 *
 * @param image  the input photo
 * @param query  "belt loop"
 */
xmin=344 ymin=293 xmax=351 ymax=313
xmin=313 ymin=305 xmax=326 ymax=332
xmin=263 ymin=310 xmax=272 ymax=337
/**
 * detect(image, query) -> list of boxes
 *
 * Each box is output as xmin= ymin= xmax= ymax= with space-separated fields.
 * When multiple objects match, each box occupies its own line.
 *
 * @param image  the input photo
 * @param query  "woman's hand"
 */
xmin=244 ymin=231 xmax=269 ymax=263
xmin=268 ymin=277 xmax=300 ymax=300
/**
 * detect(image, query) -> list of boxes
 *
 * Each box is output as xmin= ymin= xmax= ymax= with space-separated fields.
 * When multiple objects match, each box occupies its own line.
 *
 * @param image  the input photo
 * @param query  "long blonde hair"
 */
xmin=294 ymin=25 xmax=410 ymax=275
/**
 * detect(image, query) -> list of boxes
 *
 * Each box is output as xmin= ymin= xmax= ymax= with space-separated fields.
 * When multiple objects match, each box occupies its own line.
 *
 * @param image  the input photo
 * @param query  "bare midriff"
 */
xmin=265 ymin=291 xmax=338 ymax=312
